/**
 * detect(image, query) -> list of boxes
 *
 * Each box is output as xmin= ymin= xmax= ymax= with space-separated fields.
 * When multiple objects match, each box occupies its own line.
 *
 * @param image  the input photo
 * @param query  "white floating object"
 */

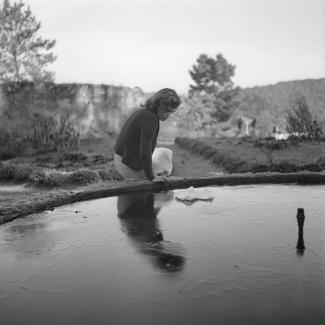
xmin=175 ymin=187 xmax=214 ymax=205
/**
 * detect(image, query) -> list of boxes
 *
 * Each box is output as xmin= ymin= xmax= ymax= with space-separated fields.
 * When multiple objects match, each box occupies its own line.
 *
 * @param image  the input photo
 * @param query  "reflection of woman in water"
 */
xmin=117 ymin=191 xmax=185 ymax=272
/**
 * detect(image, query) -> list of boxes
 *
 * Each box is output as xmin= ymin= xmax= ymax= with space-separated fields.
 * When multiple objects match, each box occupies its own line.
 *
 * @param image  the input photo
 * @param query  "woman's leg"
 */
xmin=114 ymin=153 xmax=146 ymax=180
xmin=114 ymin=147 xmax=174 ymax=180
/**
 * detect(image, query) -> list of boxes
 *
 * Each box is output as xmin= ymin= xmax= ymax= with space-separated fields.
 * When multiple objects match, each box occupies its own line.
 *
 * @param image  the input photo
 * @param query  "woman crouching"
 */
xmin=114 ymin=88 xmax=181 ymax=181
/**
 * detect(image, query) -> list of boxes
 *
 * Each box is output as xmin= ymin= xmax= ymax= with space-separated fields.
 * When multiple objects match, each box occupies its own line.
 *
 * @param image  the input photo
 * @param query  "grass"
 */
xmin=0 ymin=163 xmax=123 ymax=188
xmin=201 ymin=137 xmax=325 ymax=165
xmin=31 ymin=168 xmax=123 ymax=188
xmin=0 ymin=135 xmax=123 ymax=188
xmin=175 ymin=136 xmax=325 ymax=173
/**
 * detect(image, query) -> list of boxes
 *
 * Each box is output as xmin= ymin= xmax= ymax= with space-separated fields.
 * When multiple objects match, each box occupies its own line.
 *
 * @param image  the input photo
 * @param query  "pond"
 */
xmin=0 ymin=185 xmax=324 ymax=325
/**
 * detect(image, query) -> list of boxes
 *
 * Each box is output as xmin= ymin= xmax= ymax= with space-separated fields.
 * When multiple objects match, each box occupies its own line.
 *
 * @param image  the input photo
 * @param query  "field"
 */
xmin=202 ymin=137 xmax=325 ymax=165
xmin=175 ymin=137 xmax=325 ymax=173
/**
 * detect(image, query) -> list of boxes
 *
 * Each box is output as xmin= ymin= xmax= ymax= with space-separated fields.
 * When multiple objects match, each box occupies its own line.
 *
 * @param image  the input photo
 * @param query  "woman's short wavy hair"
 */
xmin=144 ymin=88 xmax=181 ymax=113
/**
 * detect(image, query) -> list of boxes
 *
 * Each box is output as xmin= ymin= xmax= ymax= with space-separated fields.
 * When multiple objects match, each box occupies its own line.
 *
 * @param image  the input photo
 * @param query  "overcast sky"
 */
xmin=22 ymin=0 xmax=325 ymax=93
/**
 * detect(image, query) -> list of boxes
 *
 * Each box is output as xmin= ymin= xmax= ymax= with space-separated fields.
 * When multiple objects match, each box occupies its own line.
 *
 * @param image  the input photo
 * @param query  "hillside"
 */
xmin=234 ymin=78 xmax=325 ymax=134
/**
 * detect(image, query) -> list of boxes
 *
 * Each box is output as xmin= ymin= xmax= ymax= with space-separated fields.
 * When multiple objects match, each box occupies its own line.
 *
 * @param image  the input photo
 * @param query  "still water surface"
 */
xmin=0 ymin=185 xmax=324 ymax=325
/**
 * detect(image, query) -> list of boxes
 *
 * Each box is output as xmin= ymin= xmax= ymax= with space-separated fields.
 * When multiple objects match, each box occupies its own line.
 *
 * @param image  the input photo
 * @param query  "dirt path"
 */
xmin=81 ymin=138 xmax=222 ymax=178
xmin=165 ymin=143 xmax=222 ymax=177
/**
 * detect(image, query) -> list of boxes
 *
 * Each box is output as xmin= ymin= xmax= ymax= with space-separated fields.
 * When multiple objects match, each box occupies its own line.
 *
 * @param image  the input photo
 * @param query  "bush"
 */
xmin=251 ymin=164 xmax=269 ymax=173
xmin=56 ymin=152 xmax=89 ymax=168
xmin=91 ymin=154 xmax=109 ymax=164
xmin=59 ymin=152 xmax=88 ymax=162
xmin=27 ymin=113 xmax=80 ymax=153
xmin=270 ymin=162 xmax=298 ymax=173
xmin=68 ymin=169 xmax=101 ymax=185
xmin=0 ymin=112 xmax=81 ymax=159
xmin=98 ymin=168 xmax=123 ymax=181
xmin=0 ymin=129 xmax=30 ymax=159
xmin=287 ymin=135 xmax=300 ymax=146
xmin=316 ymin=157 xmax=325 ymax=169
xmin=253 ymin=139 xmax=287 ymax=150
xmin=0 ymin=163 xmax=33 ymax=182
xmin=299 ymin=164 xmax=322 ymax=172
xmin=32 ymin=172 xmax=67 ymax=188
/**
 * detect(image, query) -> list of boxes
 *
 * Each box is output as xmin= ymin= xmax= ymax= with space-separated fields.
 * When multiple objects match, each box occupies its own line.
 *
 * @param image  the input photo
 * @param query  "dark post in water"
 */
xmin=296 ymin=208 xmax=305 ymax=252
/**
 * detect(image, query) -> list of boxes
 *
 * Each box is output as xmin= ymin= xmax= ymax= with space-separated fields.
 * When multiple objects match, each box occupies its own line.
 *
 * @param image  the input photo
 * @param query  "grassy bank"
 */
xmin=175 ymin=137 xmax=325 ymax=173
xmin=0 ymin=137 xmax=123 ymax=188
xmin=0 ymin=161 xmax=123 ymax=188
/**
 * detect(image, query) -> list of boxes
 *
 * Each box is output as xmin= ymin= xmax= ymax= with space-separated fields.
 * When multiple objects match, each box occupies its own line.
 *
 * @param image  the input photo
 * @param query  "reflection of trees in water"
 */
xmin=3 ymin=219 xmax=52 ymax=257
xmin=7 ymin=223 xmax=46 ymax=236
xmin=117 ymin=191 xmax=185 ymax=273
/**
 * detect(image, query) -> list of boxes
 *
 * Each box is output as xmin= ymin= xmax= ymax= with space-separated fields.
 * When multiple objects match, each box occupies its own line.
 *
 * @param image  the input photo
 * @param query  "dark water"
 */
xmin=0 ymin=185 xmax=324 ymax=325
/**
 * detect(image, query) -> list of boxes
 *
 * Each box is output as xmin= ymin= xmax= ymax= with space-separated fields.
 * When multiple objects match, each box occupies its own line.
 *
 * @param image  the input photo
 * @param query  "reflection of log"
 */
xmin=296 ymin=208 xmax=305 ymax=251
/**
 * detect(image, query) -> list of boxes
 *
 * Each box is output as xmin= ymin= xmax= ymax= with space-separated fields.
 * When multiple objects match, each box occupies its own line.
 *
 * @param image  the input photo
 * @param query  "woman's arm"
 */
xmin=139 ymin=114 xmax=158 ymax=181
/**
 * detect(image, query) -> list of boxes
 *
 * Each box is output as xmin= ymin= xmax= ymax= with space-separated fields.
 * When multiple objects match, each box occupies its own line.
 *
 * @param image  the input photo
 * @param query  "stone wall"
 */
xmin=0 ymin=83 xmax=145 ymax=138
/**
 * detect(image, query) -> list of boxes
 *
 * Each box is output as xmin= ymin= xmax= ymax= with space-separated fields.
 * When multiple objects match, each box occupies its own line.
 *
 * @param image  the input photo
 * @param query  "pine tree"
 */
xmin=188 ymin=53 xmax=240 ymax=123
xmin=0 ymin=0 xmax=56 ymax=83
xmin=189 ymin=53 xmax=236 ymax=93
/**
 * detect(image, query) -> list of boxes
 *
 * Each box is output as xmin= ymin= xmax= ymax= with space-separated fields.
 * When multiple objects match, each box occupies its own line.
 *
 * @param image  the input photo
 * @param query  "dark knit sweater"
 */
xmin=114 ymin=108 xmax=159 ymax=180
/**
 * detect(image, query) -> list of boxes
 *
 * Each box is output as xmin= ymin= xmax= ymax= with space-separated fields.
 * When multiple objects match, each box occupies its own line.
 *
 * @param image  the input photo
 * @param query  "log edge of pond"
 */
xmin=1 ymin=172 xmax=325 ymax=225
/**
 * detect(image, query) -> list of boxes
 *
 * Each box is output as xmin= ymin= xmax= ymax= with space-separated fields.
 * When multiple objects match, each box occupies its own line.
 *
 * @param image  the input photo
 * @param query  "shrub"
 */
xmin=254 ymin=139 xmax=274 ymax=166
xmin=316 ymin=157 xmax=325 ymax=169
xmin=0 ymin=112 xmax=80 ymax=159
xmin=59 ymin=152 xmax=88 ymax=162
xmin=287 ymin=135 xmax=300 ymax=146
xmin=254 ymin=139 xmax=287 ymax=150
xmin=251 ymin=164 xmax=269 ymax=173
xmin=32 ymin=172 xmax=67 ymax=188
xmin=200 ymin=147 xmax=216 ymax=159
xmin=0 ymin=129 xmax=29 ymax=159
xmin=27 ymin=113 xmax=80 ymax=153
xmin=68 ymin=169 xmax=101 ymax=185
xmin=56 ymin=152 xmax=89 ymax=168
xmin=298 ymin=164 xmax=322 ymax=172
xmin=270 ymin=162 xmax=298 ymax=173
xmin=91 ymin=154 xmax=109 ymax=164
xmin=0 ymin=163 xmax=33 ymax=182
xmin=98 ymin=168 xmax=123 ymax=181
